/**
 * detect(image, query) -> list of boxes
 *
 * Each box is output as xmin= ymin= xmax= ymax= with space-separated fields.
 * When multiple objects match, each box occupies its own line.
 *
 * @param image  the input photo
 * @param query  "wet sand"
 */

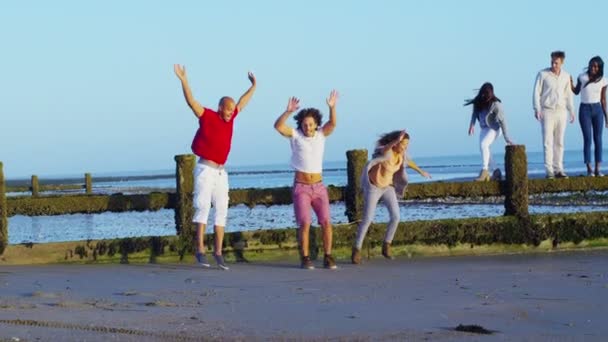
xmin=0 ymin=250 xmax=607 ymax=341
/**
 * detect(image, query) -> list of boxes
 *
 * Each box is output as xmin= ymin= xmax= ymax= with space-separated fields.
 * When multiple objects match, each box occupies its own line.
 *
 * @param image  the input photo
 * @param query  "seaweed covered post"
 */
xmin=85 ymin=173 xmax=92 ymax=194
xmin=345 ymin=149 xmax=368 ymax=222
xmin=31 ymin=175 xmax=39 ymax=197
xmin=0 ymin=162 xmax=7 ymax=255
xmin=504 ymin=145 xmax=529 ymax=217
xmin=174 ymin=154 xmax=196 ymax=259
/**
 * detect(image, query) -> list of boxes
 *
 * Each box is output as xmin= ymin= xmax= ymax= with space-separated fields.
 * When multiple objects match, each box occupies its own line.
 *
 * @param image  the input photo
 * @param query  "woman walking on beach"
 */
xmin=351 ymin=130 xmax=431 ymax=264
xmin=273 ymin=91 xmax=339 ymax=270
xmin=570 ymin=56 xmax=608 ymax=177
xmin=466 ymin=82 xmax=513 ymax=181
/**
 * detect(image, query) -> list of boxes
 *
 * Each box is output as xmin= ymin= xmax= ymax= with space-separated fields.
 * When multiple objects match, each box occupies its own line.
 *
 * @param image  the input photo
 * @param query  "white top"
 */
xmin=289 ymin=128 xmax=325 ymax=173
xmin=533 ymin=68 xmax=575 ymax=114
xmin=578 ymin=73 xmax=607 ymax=104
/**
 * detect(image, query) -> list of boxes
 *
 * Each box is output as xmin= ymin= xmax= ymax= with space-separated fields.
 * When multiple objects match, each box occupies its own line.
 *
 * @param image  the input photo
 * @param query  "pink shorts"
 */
xmin=292 ymin=182 xmax=331 ymax=227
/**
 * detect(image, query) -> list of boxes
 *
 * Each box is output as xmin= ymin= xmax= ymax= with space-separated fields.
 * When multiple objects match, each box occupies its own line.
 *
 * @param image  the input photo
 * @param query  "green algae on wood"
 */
xmin=345 ymin=149 xmax=368 ymax=222
xmin=174 ymin=154 xmax=196 ymax=259
xmin=0 ymin=162 xmax=7 ymax=255
xmin=85 ymin=173 xmax=92 ymax=194
xmin=3 ymin=211 xmax=608 ymax=265
xmin=31 ymin=175 xmax=39 ymax=197
xmin=7 ymin=192 xmax=174 ymax=216
xmin=504 ymin=145 xmax=529 ymax=217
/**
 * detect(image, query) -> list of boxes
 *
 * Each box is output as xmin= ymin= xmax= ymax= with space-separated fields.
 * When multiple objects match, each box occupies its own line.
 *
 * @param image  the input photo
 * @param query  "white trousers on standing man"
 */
xmin=541 ymin=109 xmax=567 ymax=175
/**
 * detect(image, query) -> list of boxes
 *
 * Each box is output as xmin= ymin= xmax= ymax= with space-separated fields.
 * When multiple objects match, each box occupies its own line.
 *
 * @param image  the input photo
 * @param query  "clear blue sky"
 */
xmin=2 ymin=1 xmax=607 ymax=178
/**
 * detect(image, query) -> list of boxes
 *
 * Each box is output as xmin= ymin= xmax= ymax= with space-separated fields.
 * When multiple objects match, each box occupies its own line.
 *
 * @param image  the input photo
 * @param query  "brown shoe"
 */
xmin=382 ymin=242 xmax=394 ymax=260
xmin=301 ymin=256 xmax=314 ymax=270
xmin=323 ymin=254 xmax=337 ymax=269
xmin=351 ymin=247 xmax=362 ymax=265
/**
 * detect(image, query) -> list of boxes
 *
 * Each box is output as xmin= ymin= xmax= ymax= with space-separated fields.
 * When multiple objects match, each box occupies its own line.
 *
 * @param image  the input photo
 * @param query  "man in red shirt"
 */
xmin=174 ymin=64 xmax=256 ymax=270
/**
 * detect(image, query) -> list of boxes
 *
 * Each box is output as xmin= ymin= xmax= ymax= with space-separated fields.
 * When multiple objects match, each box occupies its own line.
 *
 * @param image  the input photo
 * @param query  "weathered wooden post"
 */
xmin=0 ymin=162 xmax=8 ymax=255
xmin=504 ymin=145 xmax=529 ymax=217
xmin=31 ymin=175 xmax=39 ymax=197
xmin=85 ymin=173 xmax=92 ymax=194
xmin=174 ymin=154 xmax=196 ymax=260
xmin=345 ymin=149 xmax=368 ymax=223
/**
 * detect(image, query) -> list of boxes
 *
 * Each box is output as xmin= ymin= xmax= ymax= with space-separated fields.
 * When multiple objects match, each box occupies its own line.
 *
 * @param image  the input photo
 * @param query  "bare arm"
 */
xmin=173 ymin=64 xmax=205 ymax=118
xmin=322 ymin=90 xmax=339 ymax=136
xmin=407 ymin=159 xmax=431 ymax=179
xmin=468 ymin=110 xmax=477 ymax=136
xmin=602 ymin=86 xmax=608 ymax=127
xmin=274 ymin=97 xmax=300 ymax=138
xmin=571 ymin=75 xmax=581 ymax=95
xmin=236 ymin=72 xmax=257 ymax=112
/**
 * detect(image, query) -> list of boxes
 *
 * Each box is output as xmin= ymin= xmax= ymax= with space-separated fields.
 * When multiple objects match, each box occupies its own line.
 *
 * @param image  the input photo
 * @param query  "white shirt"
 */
xmin=289 ymin=128 xmax=325 ymax=173
xmin=578 ymin=73 xmax=607 ymax=104
xmin=533 ymin=68 xmax=575 ymax=114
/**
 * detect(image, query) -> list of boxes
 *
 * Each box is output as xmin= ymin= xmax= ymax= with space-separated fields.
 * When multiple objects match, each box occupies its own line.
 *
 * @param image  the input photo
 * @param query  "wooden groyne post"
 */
xmin=31 ymin=175 xmax=39 ymax=197
xmin=504 ymin=145 xmax=529 ymax=217
xmin=0 ymin=162 xmax=8 ymax=255
xmin=174 ymin=154 xmax=196 ymax=259
xmin=345 ymin=149 xmax=368 ymax=223
xmin=85 ymin=173 xmax=92 ymax=194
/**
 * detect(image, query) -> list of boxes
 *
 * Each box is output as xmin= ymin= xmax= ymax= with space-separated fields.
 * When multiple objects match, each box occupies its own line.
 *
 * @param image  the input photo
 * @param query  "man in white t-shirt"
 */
xmin=571 ymin=56 xmax=608 ymax=177
xmin=274 ymin=91 xmax=339 ymax=270
xmin=533 ymin=51 xmax=576 ymax=179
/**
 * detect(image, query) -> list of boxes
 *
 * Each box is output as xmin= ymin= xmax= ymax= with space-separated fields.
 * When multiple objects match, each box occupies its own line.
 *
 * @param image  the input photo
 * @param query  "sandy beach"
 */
xmin=0 ymin=250 xmax=607 ymax=341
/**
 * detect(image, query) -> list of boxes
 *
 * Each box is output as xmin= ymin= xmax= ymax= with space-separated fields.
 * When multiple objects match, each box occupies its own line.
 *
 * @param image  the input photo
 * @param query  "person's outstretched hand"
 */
xmin=286 ymin=97 xmax=300 ymax=113
xmin=174 ymin=64 xmax=187 ymax=81
xmin=326 ymin=89 xmax=339 ymax=108
xmin=248 ymin=71 xmax=256 ymax=85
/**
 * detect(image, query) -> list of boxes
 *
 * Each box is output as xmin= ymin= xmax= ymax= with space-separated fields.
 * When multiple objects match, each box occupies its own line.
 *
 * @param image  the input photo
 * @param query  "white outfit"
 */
xmin=480 ymin=127 xmax=501 ymax=170
xmin=578 ymin=73 xmax=607 ymax=104
xmin=192 ymin=162 xmax=229 ymax=226
xmin=533 ymin=68 xmax=575 ymax=175
xmin=289 ymin=128 xmax=326 ymax=173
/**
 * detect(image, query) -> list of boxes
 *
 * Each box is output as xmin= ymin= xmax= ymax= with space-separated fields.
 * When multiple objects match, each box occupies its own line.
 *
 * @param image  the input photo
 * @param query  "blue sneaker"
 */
xmin=214 ymin=254 xmax=230 ymax=271
xmin=195 ymin=252 xmax=210 ymax=268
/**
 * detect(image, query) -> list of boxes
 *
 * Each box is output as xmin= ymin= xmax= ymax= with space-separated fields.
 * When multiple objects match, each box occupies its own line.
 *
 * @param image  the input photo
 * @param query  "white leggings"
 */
xmin=479 ymin=127 xmax=501 ymax=170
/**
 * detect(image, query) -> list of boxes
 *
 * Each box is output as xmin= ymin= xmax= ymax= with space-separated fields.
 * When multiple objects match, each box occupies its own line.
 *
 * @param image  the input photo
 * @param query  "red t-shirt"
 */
xmin=191 ymin=107 xmax=239 ymax=164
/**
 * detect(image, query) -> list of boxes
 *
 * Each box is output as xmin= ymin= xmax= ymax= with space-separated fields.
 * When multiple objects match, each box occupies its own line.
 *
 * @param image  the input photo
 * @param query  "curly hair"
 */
xmin=373 ymin=130 xmax=410 ymax=157
xmin=294 ymin=108 xmax=322 ymax=131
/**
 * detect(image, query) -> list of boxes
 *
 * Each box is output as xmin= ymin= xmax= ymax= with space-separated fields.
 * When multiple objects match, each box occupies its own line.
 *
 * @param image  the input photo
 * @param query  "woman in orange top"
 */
xmin=351 ymin=130 xmax=431 ymax=264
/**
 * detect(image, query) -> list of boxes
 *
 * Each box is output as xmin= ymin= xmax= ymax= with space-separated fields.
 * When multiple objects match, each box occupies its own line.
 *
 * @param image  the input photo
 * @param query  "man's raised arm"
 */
xmin=174 ymin=64 xmax=205 ymax=118
xmin=236 ymin=72 xmax=257 ymax=112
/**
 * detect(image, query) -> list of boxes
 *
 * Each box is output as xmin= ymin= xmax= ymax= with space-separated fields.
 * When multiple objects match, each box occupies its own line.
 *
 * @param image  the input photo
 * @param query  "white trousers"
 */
xmin=479 ymin=127 xmax=501 ymax=170
xmin=192 ymin=163 xmax=229 ymax=227
xmin=541 ymin=109 xmax=567 ymax=174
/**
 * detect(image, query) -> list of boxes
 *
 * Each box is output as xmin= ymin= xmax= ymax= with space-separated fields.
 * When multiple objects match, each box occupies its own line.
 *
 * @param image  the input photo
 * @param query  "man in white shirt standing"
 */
xmin=533 ymin=51 xmax=576 ymax=179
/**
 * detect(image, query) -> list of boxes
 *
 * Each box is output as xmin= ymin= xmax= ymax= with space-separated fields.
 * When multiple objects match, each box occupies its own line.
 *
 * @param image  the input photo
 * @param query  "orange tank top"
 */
xmin=368 ymin=153 xmax=403 ymax=188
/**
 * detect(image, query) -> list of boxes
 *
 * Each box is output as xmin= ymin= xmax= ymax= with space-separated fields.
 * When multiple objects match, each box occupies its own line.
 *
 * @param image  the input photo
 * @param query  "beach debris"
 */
xmin=453 ymin=324 xmax=494 ymax=334
xmin=115 ymin=290 xmax=138 ymax=296
xmin=29 ymin=291 xmax=60 ymax=299
xmin=184 ymin=278 xmax=198 ymax=284
xmin=144 ymin=300 xmax=177 ymax=307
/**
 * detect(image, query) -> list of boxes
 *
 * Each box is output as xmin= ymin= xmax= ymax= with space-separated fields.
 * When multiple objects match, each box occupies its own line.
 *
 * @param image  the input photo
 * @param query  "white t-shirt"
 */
xmin=289 ymin=128 xmax=325 ymax=173
xmin=578 ymin=73 xmax=607 ymax=104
